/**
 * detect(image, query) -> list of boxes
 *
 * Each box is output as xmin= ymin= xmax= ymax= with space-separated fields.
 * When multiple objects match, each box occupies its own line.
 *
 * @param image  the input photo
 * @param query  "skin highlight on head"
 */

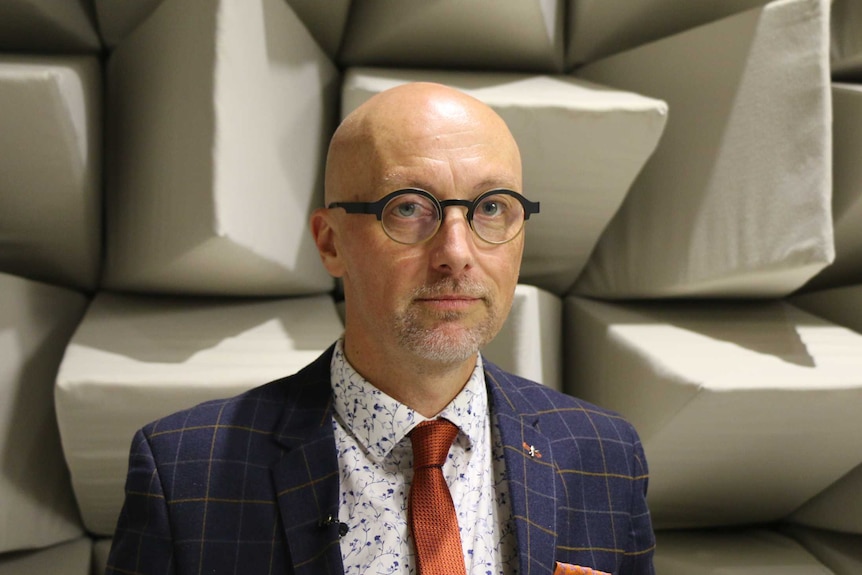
xmin=311 ymin=82 xmax=525 ymax=417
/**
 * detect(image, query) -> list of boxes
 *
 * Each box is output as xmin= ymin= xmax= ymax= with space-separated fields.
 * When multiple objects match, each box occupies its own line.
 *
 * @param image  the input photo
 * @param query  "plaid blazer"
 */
xmin=106 ymin=347 xmax=655 ymax=575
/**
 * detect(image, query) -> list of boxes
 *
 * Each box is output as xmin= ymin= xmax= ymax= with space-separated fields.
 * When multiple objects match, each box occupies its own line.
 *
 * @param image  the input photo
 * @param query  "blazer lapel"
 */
xmin=266 ymin=352 xmax=560 ymax=575
xmin=486 ymin=364 xmax=559 ymax=575
xmin=270 ymin=348 xmax=345 ymax=575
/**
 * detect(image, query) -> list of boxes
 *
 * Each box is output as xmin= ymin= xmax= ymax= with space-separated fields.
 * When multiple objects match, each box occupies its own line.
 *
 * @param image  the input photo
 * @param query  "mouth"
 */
xmin=414 ymin=294 xmax=485 ymax=313
xmin=417 ymin=294 xmax=480 ymax=300
xmin=410 ymin=277 xmax=490 ymax=314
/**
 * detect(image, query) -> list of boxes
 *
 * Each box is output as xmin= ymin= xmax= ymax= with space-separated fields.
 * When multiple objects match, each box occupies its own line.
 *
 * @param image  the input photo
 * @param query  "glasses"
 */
xmin=328 ymin=188 xmax=540 ymax=245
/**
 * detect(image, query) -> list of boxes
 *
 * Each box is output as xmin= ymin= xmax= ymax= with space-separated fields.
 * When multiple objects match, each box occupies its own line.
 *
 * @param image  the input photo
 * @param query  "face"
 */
xmin=314 ymin=90 xmax=524 ymax=368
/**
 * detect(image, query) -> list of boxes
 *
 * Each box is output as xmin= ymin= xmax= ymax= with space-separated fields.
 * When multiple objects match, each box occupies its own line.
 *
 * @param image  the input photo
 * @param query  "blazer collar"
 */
xmin=485 ymin=362 xmax=559 ymax=575
xmin=270 ymin=346 xmax=345 ymax=575
xmin=268 ymin=349 xmax=558 ymax=575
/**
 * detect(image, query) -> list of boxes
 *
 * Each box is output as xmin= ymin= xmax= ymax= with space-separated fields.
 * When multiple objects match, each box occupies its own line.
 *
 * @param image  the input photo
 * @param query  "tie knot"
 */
xmin=410 ymin=419 xmax=459 ymax=470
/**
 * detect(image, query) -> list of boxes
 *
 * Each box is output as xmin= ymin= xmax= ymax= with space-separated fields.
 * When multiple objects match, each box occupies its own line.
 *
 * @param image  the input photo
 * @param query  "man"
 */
xmin=106 ymin=83 xmax=655 ymax=575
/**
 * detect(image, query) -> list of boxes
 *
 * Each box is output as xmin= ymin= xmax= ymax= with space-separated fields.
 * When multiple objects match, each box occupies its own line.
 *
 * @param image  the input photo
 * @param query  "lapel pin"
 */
xmin=522 ymin=442 xmax=542 ymax=458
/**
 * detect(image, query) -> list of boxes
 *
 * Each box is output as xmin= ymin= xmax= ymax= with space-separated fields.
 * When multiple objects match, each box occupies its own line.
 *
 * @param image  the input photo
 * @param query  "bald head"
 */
xmin=324 ymin=82 xmax=521 ymax=205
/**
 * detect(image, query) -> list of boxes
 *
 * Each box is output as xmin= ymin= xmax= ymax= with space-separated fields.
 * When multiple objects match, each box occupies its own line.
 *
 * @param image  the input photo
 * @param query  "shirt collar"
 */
xmin=330 ymin=338 xmax=488 ymax=463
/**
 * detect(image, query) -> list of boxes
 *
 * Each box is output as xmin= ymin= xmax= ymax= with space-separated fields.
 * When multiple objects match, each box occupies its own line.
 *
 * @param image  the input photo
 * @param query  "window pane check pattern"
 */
xmin=105 ymin=346 xmax=655 ymax=575
xmin=409 ymin=419 xmax=468 ymax=575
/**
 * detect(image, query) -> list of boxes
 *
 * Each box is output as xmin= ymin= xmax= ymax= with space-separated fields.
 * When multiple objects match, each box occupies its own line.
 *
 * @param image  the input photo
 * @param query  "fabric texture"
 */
xmin=565 ymin=295 xmax=862 ymax=529
xmin=653 ymin=530 xmax=835 ymax=574
xmin=330 ymin=342 xmax=516 ymax=574
xmin=0 ymin=538 xmax=93 ymax=574
xmin=574 ymin=0 xmax=832 ymax=298
xmin=0 ymin=56 xmax=102 ymax=290
xmin=0 ymin=273 xmax=87 ymax=553
xmin=409 ymin=419 xmax=467 ymax=575
xmin=105 ymin=345 xmax=655 ymax=575
xmin=102 ymin=0 xmax=337 ymax=296
xmin=780 ymin=525 xmax=862 ymax=573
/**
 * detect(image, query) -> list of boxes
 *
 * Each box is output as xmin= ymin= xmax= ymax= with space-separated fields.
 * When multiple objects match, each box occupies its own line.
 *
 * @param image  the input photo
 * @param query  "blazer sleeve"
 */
xmin=619 ymin=434 xmax=656 ymax=575
xmin=105 ymin=428 xmax=177 ymax=575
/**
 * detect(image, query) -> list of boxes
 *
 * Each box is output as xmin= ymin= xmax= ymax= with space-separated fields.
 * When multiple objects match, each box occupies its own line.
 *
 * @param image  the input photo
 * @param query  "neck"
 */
xmin=341 ymin=337 xmax=478 ymax=418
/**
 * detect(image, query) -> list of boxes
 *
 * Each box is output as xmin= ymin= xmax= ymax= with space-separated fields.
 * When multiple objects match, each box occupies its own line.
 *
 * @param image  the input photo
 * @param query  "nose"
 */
xmin=429 ymin=206 xmax=474 ymax=274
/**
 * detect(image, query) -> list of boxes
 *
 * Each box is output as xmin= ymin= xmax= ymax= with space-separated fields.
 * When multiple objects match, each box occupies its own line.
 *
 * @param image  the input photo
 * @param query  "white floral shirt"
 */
xmin=330 ymin=339 xmax=519 ymax=575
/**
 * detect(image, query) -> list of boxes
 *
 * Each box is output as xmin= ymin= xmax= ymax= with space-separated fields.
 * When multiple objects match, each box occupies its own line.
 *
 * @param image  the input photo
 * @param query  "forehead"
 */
xmin=368 ymin=115 xmax=522 ymax=197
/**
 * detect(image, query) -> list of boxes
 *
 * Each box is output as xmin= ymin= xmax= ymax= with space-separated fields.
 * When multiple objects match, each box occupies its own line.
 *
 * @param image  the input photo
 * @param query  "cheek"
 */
xmin=488 ymin=242 xmax=524 ymax=287
xmin=341 ymin=239 xmax=421 ymax=302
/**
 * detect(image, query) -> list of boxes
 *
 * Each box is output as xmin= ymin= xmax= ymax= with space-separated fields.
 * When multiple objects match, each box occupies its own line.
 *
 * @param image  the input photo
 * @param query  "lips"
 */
xmin=417 ymin=294 xmax=480 ymax=301
xmin=410 ymin=278 xmax=490 ymax=311
xmin=416 ymin=295 xmax=481 ymax=309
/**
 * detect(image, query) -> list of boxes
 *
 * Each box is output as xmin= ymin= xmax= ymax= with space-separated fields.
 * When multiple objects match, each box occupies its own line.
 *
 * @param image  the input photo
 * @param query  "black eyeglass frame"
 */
xmin=327 ymin=188 xmax=540 ymax=245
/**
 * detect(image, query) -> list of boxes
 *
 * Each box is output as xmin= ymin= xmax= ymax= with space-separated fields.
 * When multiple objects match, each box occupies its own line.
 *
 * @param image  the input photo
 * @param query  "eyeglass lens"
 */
xmin=381 ymin=191 xmax=526 ymax=244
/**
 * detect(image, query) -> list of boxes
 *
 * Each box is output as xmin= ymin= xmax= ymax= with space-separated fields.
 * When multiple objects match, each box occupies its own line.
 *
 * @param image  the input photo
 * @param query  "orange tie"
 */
xmin=408 ymin=419 xmax=467 ymax=575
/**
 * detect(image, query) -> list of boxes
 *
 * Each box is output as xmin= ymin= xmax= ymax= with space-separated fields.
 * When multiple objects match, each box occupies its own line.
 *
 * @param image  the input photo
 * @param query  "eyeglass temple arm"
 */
xmin=327 ymin=201 xmax=386 ymax=220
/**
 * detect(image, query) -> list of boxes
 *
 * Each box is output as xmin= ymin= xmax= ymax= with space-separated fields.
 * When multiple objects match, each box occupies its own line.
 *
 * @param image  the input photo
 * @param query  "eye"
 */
xmin=477 ymin=197 xmax=505 ymax=217
xmin=385 ymin=193 xmax=437 ymax=220
xmin=395 ymin=201 xmax=420 ymax=217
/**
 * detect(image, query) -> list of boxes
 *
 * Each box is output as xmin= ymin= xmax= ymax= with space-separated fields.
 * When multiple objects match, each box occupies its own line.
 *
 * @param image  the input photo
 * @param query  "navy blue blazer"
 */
xmin=106 ymin=347 xmax=655 ymax=575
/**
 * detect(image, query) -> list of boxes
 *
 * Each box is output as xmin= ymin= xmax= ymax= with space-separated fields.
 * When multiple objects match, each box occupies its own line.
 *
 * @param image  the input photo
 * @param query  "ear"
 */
xmin=310 ymin=207 xmax=345 ymax=278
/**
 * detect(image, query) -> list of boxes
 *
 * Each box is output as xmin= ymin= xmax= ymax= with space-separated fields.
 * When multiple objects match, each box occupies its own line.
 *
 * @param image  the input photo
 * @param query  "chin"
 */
xmin=400 ymin=324 xmax=491 ymax=364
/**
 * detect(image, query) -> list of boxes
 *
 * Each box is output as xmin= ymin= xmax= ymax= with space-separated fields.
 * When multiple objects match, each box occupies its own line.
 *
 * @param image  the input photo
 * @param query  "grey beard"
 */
xmin=393 ymin=277 xmax=499 ymax=364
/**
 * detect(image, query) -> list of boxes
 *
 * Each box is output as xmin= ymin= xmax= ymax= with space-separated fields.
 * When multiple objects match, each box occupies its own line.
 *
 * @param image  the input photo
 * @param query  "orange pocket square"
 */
xmin=554 ymin=562 xmax=611 ymax=575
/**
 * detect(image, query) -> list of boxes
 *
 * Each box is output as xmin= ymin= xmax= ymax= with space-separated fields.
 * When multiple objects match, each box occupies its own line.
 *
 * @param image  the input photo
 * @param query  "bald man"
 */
xmin=106 ymin=83 xmax=655 ymax=575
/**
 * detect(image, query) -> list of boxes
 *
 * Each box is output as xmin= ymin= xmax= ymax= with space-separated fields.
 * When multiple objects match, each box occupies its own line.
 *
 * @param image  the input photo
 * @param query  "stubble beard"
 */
xmin=393 ymin=277 xmax=501 ymax=365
